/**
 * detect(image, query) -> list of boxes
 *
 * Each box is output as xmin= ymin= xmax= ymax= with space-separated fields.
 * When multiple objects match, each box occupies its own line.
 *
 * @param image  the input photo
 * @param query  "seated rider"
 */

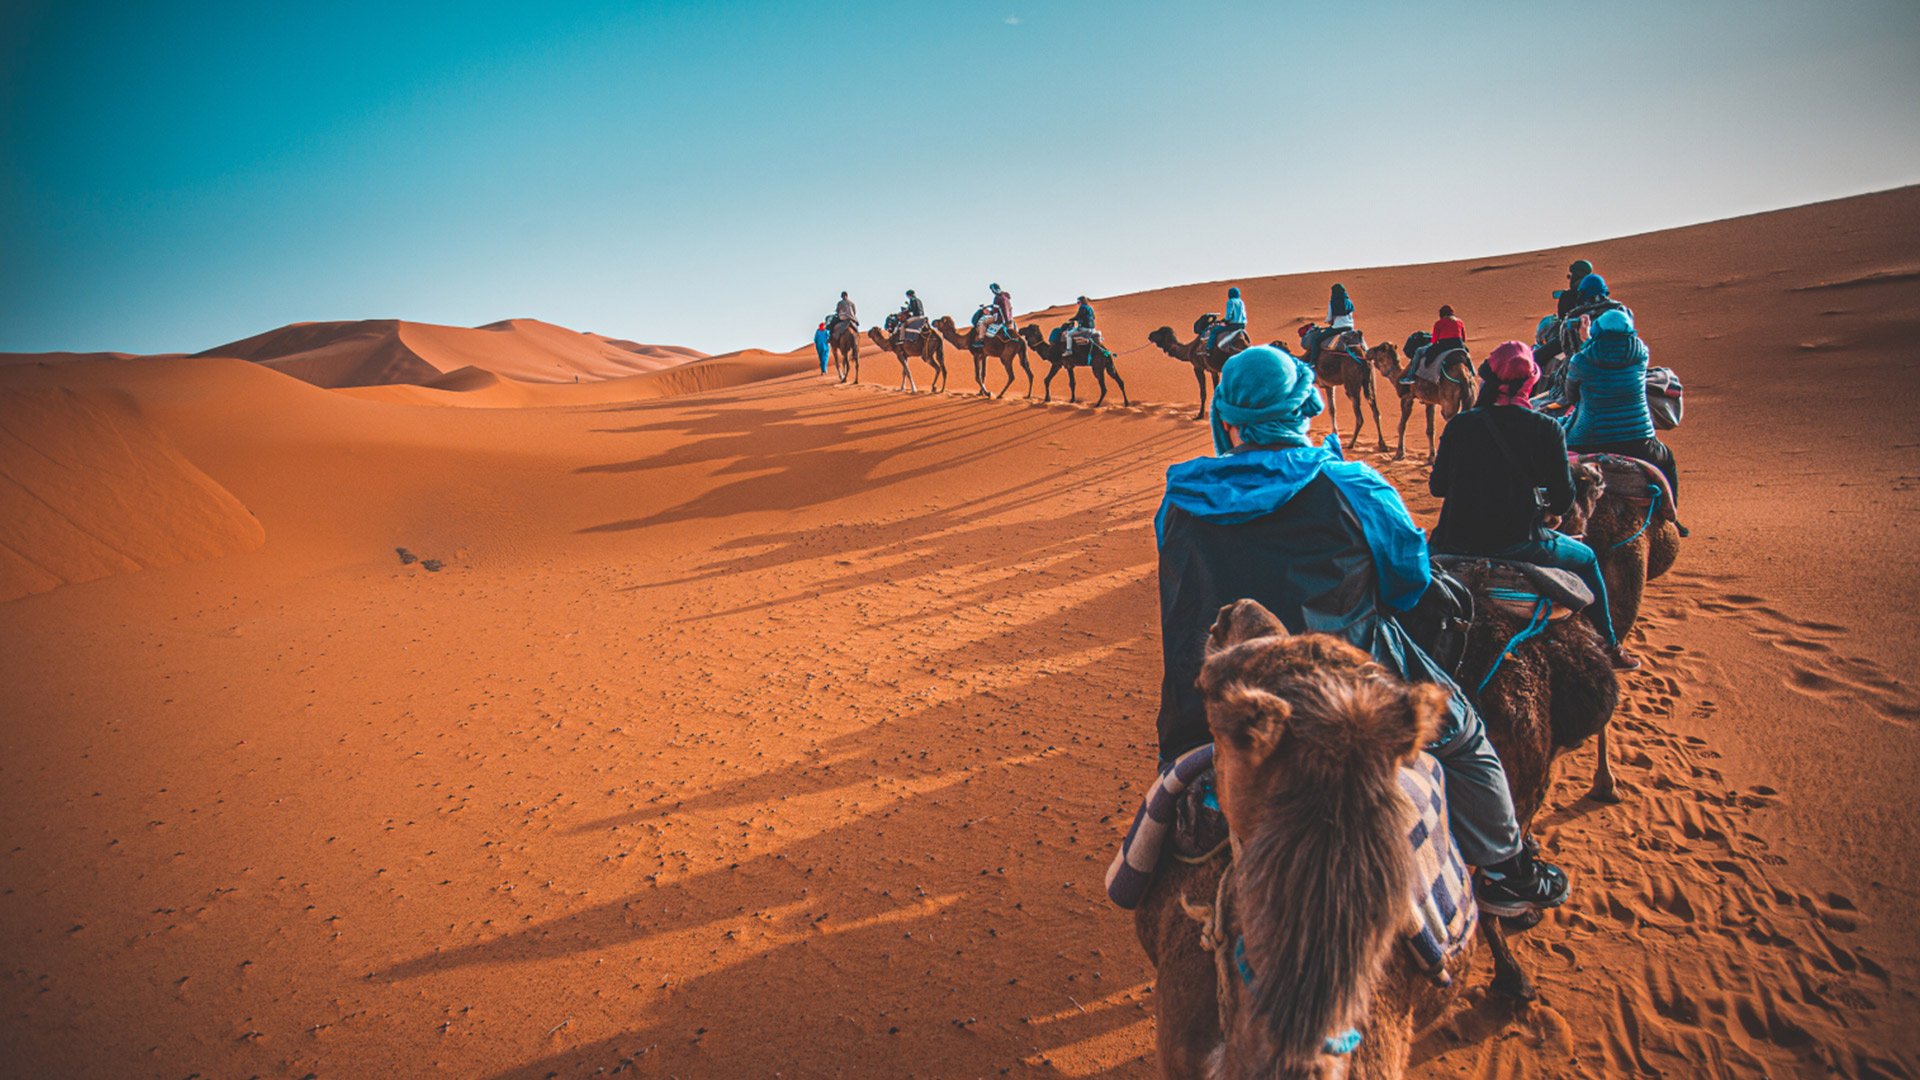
xmin=1155 ymin=345 xmax=1572 ymax=916
xmin=1404 ymin=304 xmax=1467 ymax=385
xmin=1303 ymin=282 xmax=1355 ymax=366
xmin=900 ymin=289 xmax=925 ymax=327
xmin=834 ymin=291 xmax=857 ymax=332
xmin=1206 ymin=286 xmax=1247 ymax=355
xmin=1429 ymin=342 xmax=1640 ymax=671
xmin=1064 ymin=295 xmax=1097 ymax=356
xmin=1555 ymin=260 xmax=1594 ymax=319
xmin=983 ymin=283 xmax=1016 ymax=345
xmin=1561 ymin=308 xmax=1681 ymax=508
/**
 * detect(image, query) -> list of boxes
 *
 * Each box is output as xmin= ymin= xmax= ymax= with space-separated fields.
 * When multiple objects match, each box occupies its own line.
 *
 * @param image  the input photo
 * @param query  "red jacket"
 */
xmin=1432 ymin=316 xmax=1466 ymax=343
xmin=994 ymin=291 xmax=1014 ymax=325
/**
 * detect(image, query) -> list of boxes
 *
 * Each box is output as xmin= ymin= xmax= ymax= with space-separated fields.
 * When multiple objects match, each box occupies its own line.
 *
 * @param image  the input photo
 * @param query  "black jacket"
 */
xmin=1156 ymin=473 xmax=1458 ymax=762
xmin=1428 ymin=406 xmax=1574 ymax=554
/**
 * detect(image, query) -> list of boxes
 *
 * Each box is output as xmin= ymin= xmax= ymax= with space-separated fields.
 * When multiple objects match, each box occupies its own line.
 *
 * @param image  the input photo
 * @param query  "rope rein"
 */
xmin=1473 ymin=590 xmax=1554 ymax=700
xmin=1607 ymin=485 xmax=1662 ymax=551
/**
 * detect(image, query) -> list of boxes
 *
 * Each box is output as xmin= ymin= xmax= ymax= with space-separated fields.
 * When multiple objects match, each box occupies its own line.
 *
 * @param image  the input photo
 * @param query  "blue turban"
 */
xmin=1577 ymin=273 xmax=1608 ymax=300
xmin=1210 ymin=345 xmax=1324 ymax=454
xmin=1593 ymin=308 xmax=1634 ymax=335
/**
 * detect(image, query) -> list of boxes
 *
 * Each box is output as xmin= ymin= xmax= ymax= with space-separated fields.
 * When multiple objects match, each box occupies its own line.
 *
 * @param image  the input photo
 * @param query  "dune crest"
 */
xmin=0 ymin=386 xmax=263 ymax=600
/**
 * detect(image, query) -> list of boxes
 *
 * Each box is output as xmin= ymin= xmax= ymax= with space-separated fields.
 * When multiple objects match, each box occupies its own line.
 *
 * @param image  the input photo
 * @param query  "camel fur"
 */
xmin=1366 ymin=343 xmax=1477 ymax=463
xmin=1147 ymin=326 xmax=1252 ymax=420
xmin=829 ymin=321 xmax=860 ymax=384
xmin=932 ymin=315 xmax=1033 ymax=399
xmin=866 ymin=324 xmax=945 ymax=393
xmin=1137 ymin=600 xmax=1471 ymax=1080
xmin=1560 ymin=458 xmax=1682 ymax=642
xmin=1018 ymin=324 xmax=1130 ymax=407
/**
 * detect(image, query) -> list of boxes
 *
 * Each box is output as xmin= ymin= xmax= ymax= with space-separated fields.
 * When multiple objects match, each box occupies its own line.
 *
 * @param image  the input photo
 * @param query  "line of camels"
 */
xmin=832 ymin=313 xmax=1475 ymax=462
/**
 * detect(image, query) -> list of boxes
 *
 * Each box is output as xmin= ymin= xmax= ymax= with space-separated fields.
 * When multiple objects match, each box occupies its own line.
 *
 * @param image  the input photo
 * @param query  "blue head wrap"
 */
xmin=1578 ymin=273 xmax=1608 ymax=300
xmin=1210 ymin=346 xmax=1324 ymax=454
xmin=1228 ymin=287 xmax=1241 ymax=298
xmin=1593 ymin=308 xmax=1634 ymax=335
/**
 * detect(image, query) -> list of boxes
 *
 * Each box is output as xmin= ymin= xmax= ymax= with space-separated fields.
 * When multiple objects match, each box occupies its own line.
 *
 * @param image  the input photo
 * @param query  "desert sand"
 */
xmin=1 ymin=187 xmax=1916 ymax=1079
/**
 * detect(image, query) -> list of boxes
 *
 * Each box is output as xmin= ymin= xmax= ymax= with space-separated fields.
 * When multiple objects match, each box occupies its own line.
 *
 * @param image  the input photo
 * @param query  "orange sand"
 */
xmin=0 ymin=188 xmax=1916 ymax=1079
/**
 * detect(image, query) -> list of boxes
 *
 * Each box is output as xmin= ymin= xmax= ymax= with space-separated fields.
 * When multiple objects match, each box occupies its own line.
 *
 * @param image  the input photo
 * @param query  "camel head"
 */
xmin=1148 ymin=326 xmax=1183 ymax=356
xmin=1018 ymin=324 xmax=1048 ymax=353
xmin=1198 ymin=598 xmax=1448 ymax=1079
xmin=1560 ymin=461 xmax=1607 ymax=538
xmin=1366 ymin=342 xmax=1399 ymax=377
xmin=867 ymin=327 xmax=890 ymax=347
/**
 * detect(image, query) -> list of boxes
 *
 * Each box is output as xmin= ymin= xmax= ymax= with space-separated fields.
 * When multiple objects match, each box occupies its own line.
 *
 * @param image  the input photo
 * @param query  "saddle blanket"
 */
xmin=1107 ymin=743 xmax=1476 ymax=971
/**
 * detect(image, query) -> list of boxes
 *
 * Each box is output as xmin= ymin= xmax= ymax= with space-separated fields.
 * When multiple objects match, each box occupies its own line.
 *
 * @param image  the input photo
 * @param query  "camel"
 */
xmin=1439 ymin=514 xmax=1620 ymax=1001
xmin=1018 ymin=324 xmax=1129 ymax=407
xmin=866 ymin=320 xmax=945 ymax=393
xmin=1279 ymin=334 xmax=1387 ymax=453
xmin=1146 ymin=324 xmax=1251 ymax=420
xmin=1562 ymin=454 xmax=1682 ymax=642
xmin=1137 ymin=600 xmax=1473 ymax=1080
xmin=931 ymin=315 xmax=1033 ymax=399
xmin=828 ymin=320 xmax=859 ymax=384
xmin=1367 ymin=343 xmax=1477 ymax=463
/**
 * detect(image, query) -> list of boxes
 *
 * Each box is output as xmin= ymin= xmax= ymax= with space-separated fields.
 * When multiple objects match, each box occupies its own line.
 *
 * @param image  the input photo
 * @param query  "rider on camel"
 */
xmin=1430 ymin=341 xmax=1640 ymax=671
xmin=974 ymin=284 xmax=1016 ymax=352
xmin=1562 ymin=308 xmax=1680 ymax=506
xmin=900 ymin=289 xmax=925 ymax=323
xmin=1303 ymin=283 xmax=1355 ymax=367
xmin=834 ymin=292 xmax=857 ymax=331
xmin=1205 ymin=286 xmax=1247 ymax=357
xmin=1153 ymin=345 xmax=1573 ymax=917
xmin=1404 ymin=304 xmax=1468 ymax=386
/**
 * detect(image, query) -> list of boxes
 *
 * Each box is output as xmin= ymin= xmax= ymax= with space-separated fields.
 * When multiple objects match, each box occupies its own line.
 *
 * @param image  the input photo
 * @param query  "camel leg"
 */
xmin=1042 ymin=364 xmax=1058 ymax=403
xmin=899 ymin=354 xmax=916 ymax=393
xmin=1110 ymin=365 xmax=1129 ymax=407
xmin=1023 ymin=356 xmax=1035 ymax=399
xmin=1481 ymin=910 xmax=1536 ymax=1000
xmin=1394 ymin=394 xmax=1413 ymax=460
xmin=1349 ymin=387 xmax=1366 ymax=450
xmin=1193 ymin=365 xmax=1208 ymax=420
xmin=973 ymin=351 xmax=988 ymax=396
xmin=1092 ymin=367 xmax=1108 ymax=407
xmin=1587 ymin=724 xmax=1621 ymax=804
xmin=997 ymin=357 xmax=1015 ymax=400
xmin=1425 ymin=403 xmax=1438 ymax=464
xmin=1067 ymin=366 xmax=1078 ymax=403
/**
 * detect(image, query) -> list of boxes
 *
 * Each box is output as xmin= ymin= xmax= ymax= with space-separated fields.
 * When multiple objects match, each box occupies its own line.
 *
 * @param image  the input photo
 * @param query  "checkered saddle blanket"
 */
xmin=1107 ymin=744 xmax=1476 ymax=972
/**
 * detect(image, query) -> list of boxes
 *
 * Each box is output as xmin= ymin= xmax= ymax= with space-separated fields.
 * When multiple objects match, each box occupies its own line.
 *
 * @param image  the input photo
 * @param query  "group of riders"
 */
xmin=1160 ymin=257 xmax=1682 ymax=918
xmin=813 ymin=283 xmax=1111 ymax=370
xmin=821 ymin=260 xmax=1680 ymax=922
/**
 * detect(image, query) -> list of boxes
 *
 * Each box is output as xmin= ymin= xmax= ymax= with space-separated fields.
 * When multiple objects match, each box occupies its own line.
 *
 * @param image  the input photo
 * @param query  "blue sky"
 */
xmin=3 ymin=0 xmax=1917 ymax=355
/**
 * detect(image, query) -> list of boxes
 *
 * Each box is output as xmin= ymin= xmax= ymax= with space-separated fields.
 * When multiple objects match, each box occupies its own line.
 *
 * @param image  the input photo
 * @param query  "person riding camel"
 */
xmin=1061 ymin=295 xmax=1097 ymax=358
xmin=1555 ymin=260 xmax=1594 ymax=318
xmin=1204 ymin=286 xmax=1247 ymax=357
xmin=1561 ymin=308 xmax=1681 ymax=508
xmin=900 ymin=289 xmax=925 ymax=324
xmin=974 ymin=283 xmax=1016 ymax=352
xmin=1429 ymin=341 xmax=1640 ymax=671
xmin=1405 ymin=304 xmax=1468 ymax=386
xmin=1154 ymin=345 xmax=1572 ymax=917
xmin=834 ymin=291 xmax=857 ymax=332
xmin=1303 ymin=283 xmax=1355 ymax=366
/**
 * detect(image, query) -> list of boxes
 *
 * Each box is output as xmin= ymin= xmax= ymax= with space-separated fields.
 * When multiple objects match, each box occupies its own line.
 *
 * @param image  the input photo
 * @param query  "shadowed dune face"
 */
xmin=0 ymin=188 xmax=1918 ymax=1079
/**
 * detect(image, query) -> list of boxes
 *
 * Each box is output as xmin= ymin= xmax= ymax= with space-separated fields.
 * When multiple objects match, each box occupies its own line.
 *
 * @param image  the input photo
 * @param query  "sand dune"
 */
xmin=1 ymin=188 xmax=1916 ymax=1079
xmin=192 ymin=316 xmax=707 ymax=388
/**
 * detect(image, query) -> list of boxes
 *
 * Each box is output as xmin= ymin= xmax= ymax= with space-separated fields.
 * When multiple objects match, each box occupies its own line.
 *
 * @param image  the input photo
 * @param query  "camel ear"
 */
xmin=1206 ymin=600 xmax=1287 ymax=655
xmin=1210 ymin=682 xmax=1292 ymax=763
xmin=1401 ymin=683 xmax=1453 ymax=759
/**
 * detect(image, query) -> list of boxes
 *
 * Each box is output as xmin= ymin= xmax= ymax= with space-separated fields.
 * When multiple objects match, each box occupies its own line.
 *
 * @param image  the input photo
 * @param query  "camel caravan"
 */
xmin=823 ymin=266 xmax=1688 ymax=1075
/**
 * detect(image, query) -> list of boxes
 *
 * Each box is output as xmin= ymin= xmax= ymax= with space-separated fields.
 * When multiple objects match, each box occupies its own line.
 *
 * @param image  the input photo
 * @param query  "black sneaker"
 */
xmin=1476 ymin=854 xmax=1571 ymax=918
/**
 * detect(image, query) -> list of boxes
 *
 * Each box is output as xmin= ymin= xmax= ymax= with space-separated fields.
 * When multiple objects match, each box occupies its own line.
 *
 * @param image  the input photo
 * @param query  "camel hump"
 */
xmin=1575 ymin=453 xmax=1676 ymax=516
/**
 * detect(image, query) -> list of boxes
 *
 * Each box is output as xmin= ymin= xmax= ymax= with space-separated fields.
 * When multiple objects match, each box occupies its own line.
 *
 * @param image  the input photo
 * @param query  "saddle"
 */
xmin=1107 ymin=744 xmax=1476 ymax=977
xmin=1433 ymin=556 xmax=1592 ymax=621
xmin=887 ymin=314 xmax=929 ymax=344
xmin=1575 ymin=453 xmax=1678 ymax=521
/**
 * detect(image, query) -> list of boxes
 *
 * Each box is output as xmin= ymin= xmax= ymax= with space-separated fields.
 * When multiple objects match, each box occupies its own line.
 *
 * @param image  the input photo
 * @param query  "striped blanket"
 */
xmin=1106 ymin=744 xmax=1476 ymax=972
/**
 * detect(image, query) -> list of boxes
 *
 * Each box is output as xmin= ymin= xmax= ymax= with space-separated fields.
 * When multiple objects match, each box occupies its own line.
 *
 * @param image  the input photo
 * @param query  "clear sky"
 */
xmin=3 ymin=0 xmax=1918 ymax=356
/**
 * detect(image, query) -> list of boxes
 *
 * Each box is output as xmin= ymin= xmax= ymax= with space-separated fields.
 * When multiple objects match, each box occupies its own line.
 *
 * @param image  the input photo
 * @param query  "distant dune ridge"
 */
xmin=190 ymin=316 xmax=709 ymax=388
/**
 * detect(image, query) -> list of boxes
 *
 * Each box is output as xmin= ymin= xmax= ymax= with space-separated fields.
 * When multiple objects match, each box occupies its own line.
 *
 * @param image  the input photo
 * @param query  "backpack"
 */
xmin=1395 ymin=560 xmax=1475 ymax=679
xmin=1645 ymin=367 xmax=1684 ymax=430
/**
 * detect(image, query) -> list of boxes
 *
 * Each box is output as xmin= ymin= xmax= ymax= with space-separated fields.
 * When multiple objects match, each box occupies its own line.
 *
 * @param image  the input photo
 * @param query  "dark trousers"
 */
xmin=1571 ymin=436 xmax=1679 ymax=504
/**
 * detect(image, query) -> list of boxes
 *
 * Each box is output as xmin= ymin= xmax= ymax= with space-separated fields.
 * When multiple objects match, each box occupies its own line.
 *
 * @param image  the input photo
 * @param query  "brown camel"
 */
xmin=1137 ymin=601 xmax=1472 ymax=1080
xmin=931 ymin=315 xmax=1033 ymax=399
xmin=1146 ymin=325 xmax=1251 ymax=420
xmin=1018 ymin=324 xmax=1129 ymax=407
xmin=828 ymin=320 xmax=859 ymax=384
xmin=1367 ymin=343 xmax=1477 ymax=463
xmin=866 ymin=321 xmax=945 ymax=393
xmin=1440 ymin=516 xmax=1620 ymax=1001
xmin=1561 ymin=454 xmax=1682 ymax=642
xmin=1278 ymin=334 xmax=1387 ymax=452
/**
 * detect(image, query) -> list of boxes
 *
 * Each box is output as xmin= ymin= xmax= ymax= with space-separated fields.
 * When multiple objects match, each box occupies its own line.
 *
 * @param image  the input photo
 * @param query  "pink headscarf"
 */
xmin=1487 ymin=341 xmax=1538 ymax=407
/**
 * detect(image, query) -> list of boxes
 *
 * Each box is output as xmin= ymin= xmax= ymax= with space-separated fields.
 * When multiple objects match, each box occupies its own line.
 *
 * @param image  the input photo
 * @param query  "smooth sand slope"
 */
xmin=0 ymin=188 xmax=1916 ymax=1079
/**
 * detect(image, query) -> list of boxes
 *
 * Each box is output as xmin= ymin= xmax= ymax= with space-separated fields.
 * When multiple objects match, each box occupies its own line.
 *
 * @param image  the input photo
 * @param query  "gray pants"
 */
xmin=1428 ymin=703 xmax=1523 ymax=867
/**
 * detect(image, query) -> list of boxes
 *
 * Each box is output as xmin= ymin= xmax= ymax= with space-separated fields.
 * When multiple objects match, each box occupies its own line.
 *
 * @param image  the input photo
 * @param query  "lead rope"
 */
xmin=1608 ymin=485 xmax=1662 ymax=552
xmin=1473 ymin=590 xmax=1553 ymax=700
